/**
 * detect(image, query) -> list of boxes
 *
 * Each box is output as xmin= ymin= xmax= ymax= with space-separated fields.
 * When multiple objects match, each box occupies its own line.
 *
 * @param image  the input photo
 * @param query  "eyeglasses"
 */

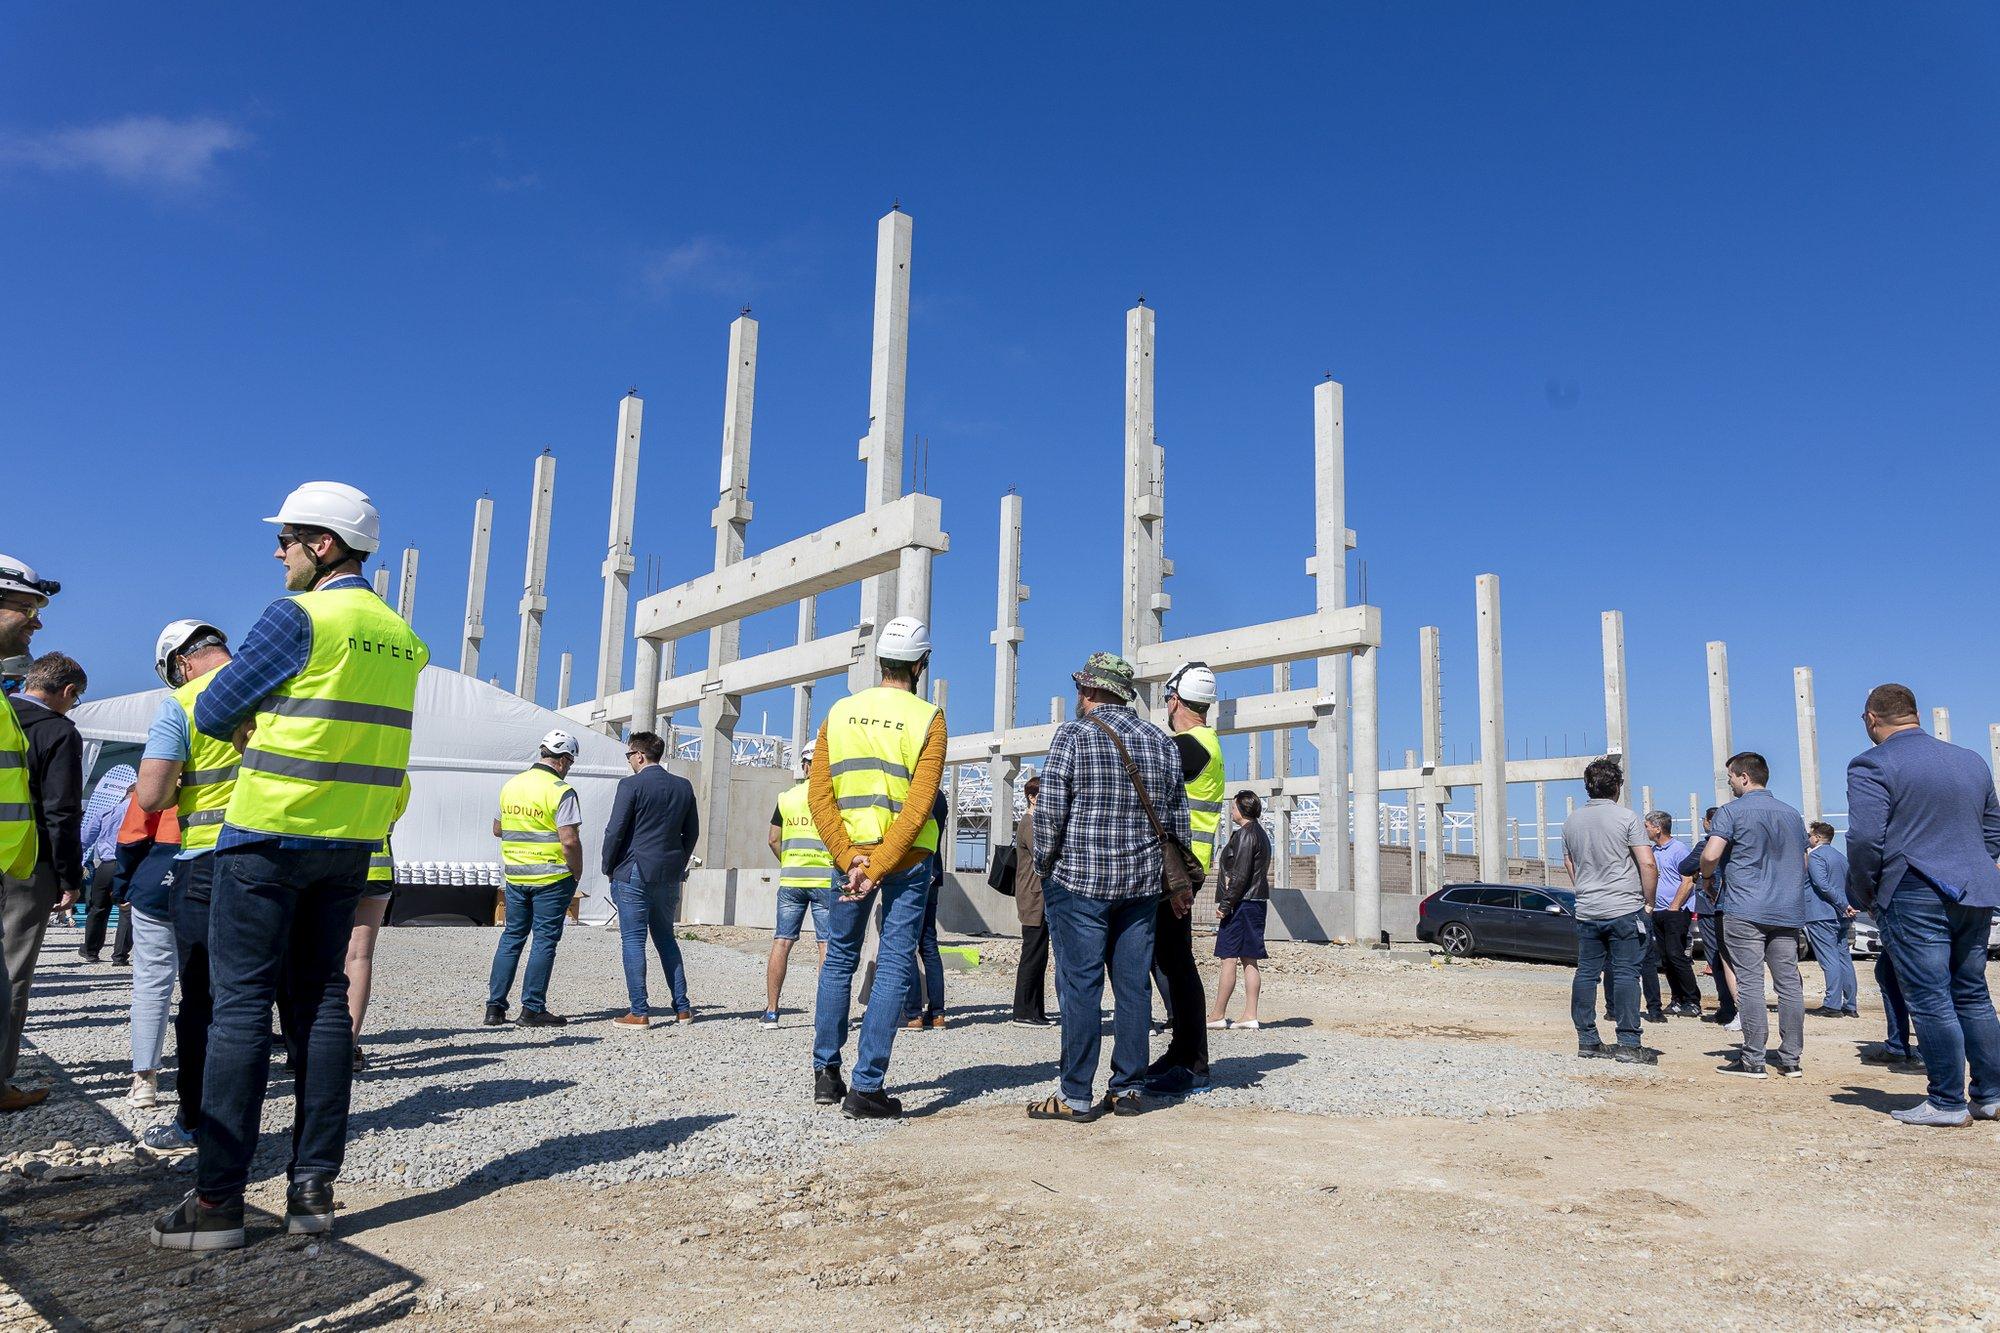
xmin=625 ymin=751 xmax=644 ymax=760
xmin=276 ymin=530 xmax=304 ymax=551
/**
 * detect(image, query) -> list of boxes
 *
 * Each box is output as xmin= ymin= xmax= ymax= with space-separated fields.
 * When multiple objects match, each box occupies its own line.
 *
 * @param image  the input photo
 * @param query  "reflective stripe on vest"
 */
xmin=1185 ymin=726 xmax=1226 ymax=874
xmin=223 ymin=585 xmax=427 ymax=841
xmin=776 ymin=782 xmax=834 ymax=888
xmin=499 ymin=765 xmax=572 ymax=886
xmin=0 ymin=697 xmax=33 ymax=879
xmin=369 ymin=837 xmax=394 ymax=883
xmin=173 ymin=666 xmax=241 ymax=853
xmin=822 ymin=687 xmax=940 ymax=855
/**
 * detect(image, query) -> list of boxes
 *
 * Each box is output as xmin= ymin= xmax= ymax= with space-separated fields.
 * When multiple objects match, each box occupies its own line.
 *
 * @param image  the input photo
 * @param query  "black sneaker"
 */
xmin=1771 ymin=1060 xmax=1804 ymax=1079
xmin=1810 ymin=1006 xmax=1846 ymax=1019
xmin=517 ymin=1009 xmax=567 ymax=1028
xmin=1104 ymin=1091 xmax=1157 ymax=1117
xmin=841 ymin=1088 xmax=903 ymax=1120
xmin=1643 ymin=1010 xmax=1668 ymax=1024
xmin=351 ymin=1046 xmax=368 ymax=1072
xmin=1577 ymin=1043 xmax=1616 ymax=1060
xmin=149 ymin=1190 xmax=245 ymax=1251
xmin=813 ymin=1065 xmax=846 ymax=1106
xmin=1612 ymin=1045 xmax=1660 ymax=1065
xmin=1143 ymin=1065 xmax=1211 ymax=1098
xmin=77 ymin=951 xmax=101 ymax=964
xmin=483 ymin=1003 xmax=508 ymax=1026
xmin=286 ymin=1176 xmax=336 ymax=1235
xmin=1860 ymin=1043 xmax=1916 ymax=1067
xmin=1673 ymin=1003 xmax=1704 ymax=1018
xmin=1717 ymin=1057 xmax=1768 ymax=1080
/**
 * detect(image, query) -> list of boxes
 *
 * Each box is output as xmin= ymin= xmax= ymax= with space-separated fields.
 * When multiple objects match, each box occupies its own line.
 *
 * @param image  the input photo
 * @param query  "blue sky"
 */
xmin=6 ymin=4 xmax=1999 ymax=827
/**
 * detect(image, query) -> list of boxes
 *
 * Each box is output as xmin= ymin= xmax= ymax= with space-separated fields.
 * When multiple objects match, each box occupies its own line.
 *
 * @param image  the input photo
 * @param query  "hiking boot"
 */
xmin=517 ymin=1009 xmax=567 ymax=1028
xmin=841 ymin=1087 xmax=903 ymax=1120
xmin=285 ymin=1177 xmax=336 ymax=1235
xmin=483 ymin=1003 xmax=508 ymax=1027
xmin=150 ymin=1190 xmax=245 ymax=1251
xmin=1612 ymin=1046 xmax=1660 ymax=1065
xmin=0 ymin=1084 xmax=48 ymax=1113
xmin=813 ymin=1065 xmax=846 ymax=1106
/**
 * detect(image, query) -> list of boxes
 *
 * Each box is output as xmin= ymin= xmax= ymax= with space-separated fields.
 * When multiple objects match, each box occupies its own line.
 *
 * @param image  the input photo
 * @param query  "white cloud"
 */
xmin=641 ymin=237 xmax=748 ymax=300
xmin=0 ymin=115 xmax=251 ymax=191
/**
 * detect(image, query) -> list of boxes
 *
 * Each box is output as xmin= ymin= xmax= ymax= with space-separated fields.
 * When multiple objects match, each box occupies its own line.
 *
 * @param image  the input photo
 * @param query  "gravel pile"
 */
xmin=2 ymin=920 xmax=1640 ymax=1190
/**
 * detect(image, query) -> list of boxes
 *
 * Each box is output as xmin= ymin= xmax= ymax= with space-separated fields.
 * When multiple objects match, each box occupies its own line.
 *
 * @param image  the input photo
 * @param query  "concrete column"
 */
xmin=1641 ymin=785 xmax=1653 ymax=817
xmin=1706 ymin=641 xmax=1732 ymax=806
xmin=557 ymin=651 xmax=574 ymax=711
xmin=791 ymin=598 xmax=817 ymax=765
xmin=1689 ymin=793 xmax=1701 ymax=841
xmin=695 ymin=692 xmax=739 ymax=868
xmin=516 ymin=451 xmax=556 ymax=701
xmin=595 ymin=391 xmax=644 ymax=712
xmin=1405 ymin=748 xmax=1421 ymax=897
xmin=1351 ymin=645 xmax=1381 ymax=946
xmin=697 ymin=313 xmax=760 ymax=868
xmin=1050 ymin=697 xmax=1062 ymax=725
xmin=895 ymin=545 xmax=933 ymax=627
xmin=1536 ymin=781 xmax=1551 ymax=881
xmin=1121 ymin=302 xmax=1165 ymax=681
xmin=1601 ymin=610 xmax=1632 ymax=810
xmin=1509 ymin=818 xmax=1521 ymax=860
xmin=851 ymin=208 xmax=913 ymax=693
xmin=461 ymin=495 xmax=493 ymax=676
xmin=1272 ymin=664 xmax=1294 ymax=889
xmin=1794 ymin=667 xmax=1822 ymax=824
xmin=933 ymin=678 xmax=955 ymax=864
xmin=627 ymin=642 xmax=657 ymax=735
xmin=395 ymin=546 xmax=418 ymax=622
xmin=1246 ymin=733 xmax=1261 ymax=782
xmin=1990 ymin=726 xmax=2000 ymax=802
xmin=990 ymin=493 xmax=1027 ymax=850
xmin=1312 ymin=378 xmax=1350 ymax=903
xmin=1933 ymin=707 xmax=1952 ymax=742
xmin=1420 ymin=625 xmax=1446 ymax=897
xmin=1475 ymin=574 xmax=1508 ymax=881
xmin=372 ymin=568 xmax=390 ymax=598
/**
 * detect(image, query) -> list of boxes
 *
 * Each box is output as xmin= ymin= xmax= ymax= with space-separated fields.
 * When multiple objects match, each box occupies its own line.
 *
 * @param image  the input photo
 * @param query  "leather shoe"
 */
xmin=0 ymin=1085 xmax=48 ymax=1113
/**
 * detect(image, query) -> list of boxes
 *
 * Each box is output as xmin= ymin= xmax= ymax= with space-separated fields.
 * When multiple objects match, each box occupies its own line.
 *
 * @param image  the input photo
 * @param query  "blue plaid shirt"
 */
xmin=1034 ymin=704 xmax=1190 ymax=901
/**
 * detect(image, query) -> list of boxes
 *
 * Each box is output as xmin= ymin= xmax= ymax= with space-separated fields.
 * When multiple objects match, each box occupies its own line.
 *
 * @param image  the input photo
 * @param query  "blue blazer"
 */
xmin=1844 ymin=728 xmax=2000 ymax=911
xmin=600 ymin=763 xmax=700 ymax=884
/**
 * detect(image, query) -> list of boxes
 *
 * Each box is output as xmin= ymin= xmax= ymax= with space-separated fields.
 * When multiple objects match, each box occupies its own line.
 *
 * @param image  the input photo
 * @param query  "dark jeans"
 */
xmin=1877 ymin=950 xmax=1913 ymax=1055
xmin=1045 ymin=879 xmax=1159 ymax=1110
xmin=1653 ymin=909 xmax=1701 ymax=1007
xmin=198 ymin=842 xmax=367 ymax=1200
xmin=1607 ymin=913 xmax=1670 ymax=1014
xmin=1803 ymin=916 xmax=1859 ymax=1011
xmin=611 ymin=874 xmax=686 ymax=1016
xmin=1573 ymin=911 xmax=1646 ymax=1048
xmin=170 ymin=857 xmax=216 ymax=1133
xmin=1699 ymin=911 xmax=1737 ymax=1020
xmin=487 ymin=878 xmax=577 ymax=1014
xmin=1875 ymin=882 xmax=2000 ymax=1112
xmin=903 ymin=870 xmax=944 ymax=1020
xmin=1151 ymin=895 xmax=1208 ymax=1075
xmin=1014 ymin=920 xmax=1050 ymax=1022
xmin=813 ymin=861 xmax=929 ymax=1091
xmin=81 ymin=860 xmax=131 ymax=960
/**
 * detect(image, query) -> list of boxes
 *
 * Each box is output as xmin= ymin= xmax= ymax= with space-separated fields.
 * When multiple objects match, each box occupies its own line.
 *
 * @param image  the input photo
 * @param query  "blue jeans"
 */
xmin=487 ymin=877 xmax=577 ymax=1013
xmin=1803 ymin=917 xmax=1859 ymax=1011
xmin=1877 ymin=949 xmax=1913 ymax=1055
xmin=1875 ymin=881 xmax=2000 ymax=1112
xmin=813 ymin=861 xmax=930 ymax=1091
xmin=775 ymin=885 xmax=832 ymax=942
xmin=1045 ymin=878 xmax=1159 ymax=1111
xmin=198 ymin=842 xmax=368 ymax=1200
xmin=904 ymin=870 xmax=945 ymax=1020
xmin=611 ymin=874 xmax=687 ymax=1016
xmin=1573 ymin=911 xmax=1646 ymax=1048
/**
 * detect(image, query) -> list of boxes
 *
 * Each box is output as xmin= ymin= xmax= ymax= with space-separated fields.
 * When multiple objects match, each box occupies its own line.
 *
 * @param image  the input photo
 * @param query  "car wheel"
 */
xmin=1439 ymin=921 xmax=1476 ymax=957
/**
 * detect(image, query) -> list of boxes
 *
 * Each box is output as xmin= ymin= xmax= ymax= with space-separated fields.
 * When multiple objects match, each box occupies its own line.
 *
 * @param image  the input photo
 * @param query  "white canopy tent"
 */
xmin=73 ymin=666 xmax=628 ymax=924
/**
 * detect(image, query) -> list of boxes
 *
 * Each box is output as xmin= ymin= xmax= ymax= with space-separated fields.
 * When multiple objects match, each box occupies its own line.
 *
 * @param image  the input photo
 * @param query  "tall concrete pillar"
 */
xmin=1536 ymin=782 xmax=1551 ymax=881
xmin=372 ymin=568 xmax=390 ymax=599
xmin=1475 ymin=574 xmax=1508 ymax=882
xmin=1246 ymin=733 xmax=1261 ymax=782
xmin=792 ymin=598 xmax=817 ymax=765
xmin=1933 ymin=707 xmax=1952 ymax=742
xmin=1706 ymin=641 xmax=1732 ymax=806
xmin=396 ymin=546 xmax=418 ymax=622
xmin=1312 ymin=378 xmax=1350 ymax=899
xmin=557 ymin=651 xmax=574 ymax=711
xmin=1405 ymin=748 xmax=1421 ymax=897
xmin=1990 ymin=725 xmax=2000 ymax=802
xmin=1794 ymin=667 xmax=1822 ymax=823
xmin=933 ymin=678 xmax=954 ymax=864
xmin=1273 ymin=661 xmax=1294 ymax=892
xmin=1601 ymin=611 xmax=1632 ymax=811
xmin=594 ymin=391 xmax=644 ymax=714
xmin=1351 ymin=645 xmax=1381 ymax=945
xmin=461 ymin=495 xmax=493 ymax=676
xmin=1420 ymin=624 xmax=1446 ymax=897
xmin=1641 ymin=785 xmax=1653 ymax=817
xmin=850 ymin=209 xmax=913 ymax=694
xmin=1689 ymin=793 xmax=1701 ymax=840
xmin=990 ymin=493 xmax=1027 ymax=850
xmin=1121 ymin=302 xmax=1166 ymax=689
xmin=699 ymin=314 xmax=759 ymax=868
xmin=516 ymin=451 xmax=556 ymax=701
xmin=1050 ymin=697 xmax=1062 ymax=725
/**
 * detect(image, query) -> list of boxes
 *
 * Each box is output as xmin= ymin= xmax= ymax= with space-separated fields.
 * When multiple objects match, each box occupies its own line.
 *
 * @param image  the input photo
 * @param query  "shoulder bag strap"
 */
xmin=1085 ymin=713 xmax=1176 ymax=848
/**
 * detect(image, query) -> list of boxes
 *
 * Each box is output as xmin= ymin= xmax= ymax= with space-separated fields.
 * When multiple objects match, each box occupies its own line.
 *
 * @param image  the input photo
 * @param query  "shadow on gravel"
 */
xmin=350 ymin=1077 xmax=578 ymax=1137
xmin=899 ymin=1061 xmax=1051 ymax=1117
xmin=1831 ymin=1084 xmax=1915 ymax=1114
xmin=1205 ymin=1050 xmax=1307 ymax=1089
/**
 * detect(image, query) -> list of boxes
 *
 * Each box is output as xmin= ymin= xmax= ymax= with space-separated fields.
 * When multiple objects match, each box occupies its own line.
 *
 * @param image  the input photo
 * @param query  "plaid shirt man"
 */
xmin=1033 ymin=704 xmax=1191 ymax=901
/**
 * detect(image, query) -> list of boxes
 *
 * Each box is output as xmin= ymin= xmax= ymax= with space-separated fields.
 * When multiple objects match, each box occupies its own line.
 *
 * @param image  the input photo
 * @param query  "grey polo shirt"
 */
xmin=1709 ymin=789 xmax=1811 ymax=927
xmin=1564 ymin=798 xmax=1648 ymax=921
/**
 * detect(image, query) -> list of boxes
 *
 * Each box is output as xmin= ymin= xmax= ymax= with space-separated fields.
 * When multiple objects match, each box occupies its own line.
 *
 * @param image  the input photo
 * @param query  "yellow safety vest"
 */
xmin=1184 ymin=725 xmax=1226 ymax=874
xmin=224 ymin=585 xmax=427 ymax=842
xmin=370 ymin=779 xmax=410 ymax=885
xmin=822 ymin=686 xmax=940 ymax=854
xmin=172 ymin=666 xmax=240 ymax=853
xmin=776 ymin=781 xmax=834 ymax=888
xmin=0 ymin=694 xmax=34 ymax=880
xmin=498 ymin=764 xmax=573 ymax=886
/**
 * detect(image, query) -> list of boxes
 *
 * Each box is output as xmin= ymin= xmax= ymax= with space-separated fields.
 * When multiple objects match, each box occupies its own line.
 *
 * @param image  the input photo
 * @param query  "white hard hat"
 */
xmin=155 ymin=619 xmax=228 ymax=687
xmin=877 ymin=616 xmax=932 ymax=663
xmin=0 ymin=554 xmax=59 ymax=607
xmin=1165 ymin=662 xmax=1218 ymax=706
xmin=265 ymin=481 xmax=382 ymax=555
xmin=539 ymin=728 xmax=580 ymax=758
xmin=0 ymin=656 xmax=29 ymax=679
xmin=800 ymin=738 xmax=816 ymax=764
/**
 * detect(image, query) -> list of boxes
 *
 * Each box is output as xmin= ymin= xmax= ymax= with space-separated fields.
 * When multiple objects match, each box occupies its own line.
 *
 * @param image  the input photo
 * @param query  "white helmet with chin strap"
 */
xmin=876 ymin=616 xmax=932 ymax=663
xmin=1165 ymin=661 xmax=1218 ymax=707
xmin=155 ymin=619 xmax=229 ymax=687
xmin=265 ymin=481 xmax=382 ymax=556
xmin=0 ymin=554 xmax=59 ymax=607
xmin=539 ymin=729 xmax=580 ymax=759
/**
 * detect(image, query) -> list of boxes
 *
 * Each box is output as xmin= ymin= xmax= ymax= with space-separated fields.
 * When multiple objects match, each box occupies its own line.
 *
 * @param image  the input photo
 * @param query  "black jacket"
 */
xmin=9 ymin=694 xmax=83 ymax=893
xmin=601 ymin=763 xmax=700 ymax=883
xmin=1216 ymin=819 xmax=1272 ymax=916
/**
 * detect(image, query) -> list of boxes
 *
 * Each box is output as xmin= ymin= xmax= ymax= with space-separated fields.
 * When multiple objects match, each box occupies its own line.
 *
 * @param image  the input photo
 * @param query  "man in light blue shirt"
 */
xmin=1802 ymin=822 xmax=1858 ymax=1018
xmin=1644 ymin=812 xmax=1702 ymax=1016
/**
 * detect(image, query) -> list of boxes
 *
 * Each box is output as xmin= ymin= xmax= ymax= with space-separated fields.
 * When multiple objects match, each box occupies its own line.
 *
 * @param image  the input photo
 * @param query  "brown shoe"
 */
xmin=0 ymin=1085 xmax=48 ymax=1113
xmin=675 ymin=1010 xmax=694 ymax=1025
xmin=924 ymin=1014 xmax=946 ymax=1030
xmin=904 ymin=1017 xmax=925 ymax=1030
xmin=613 ymin=1014 xmax=650 ymax=1031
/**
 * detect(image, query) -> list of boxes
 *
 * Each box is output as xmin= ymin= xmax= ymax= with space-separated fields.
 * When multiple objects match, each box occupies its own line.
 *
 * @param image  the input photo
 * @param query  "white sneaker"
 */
xmin=1205 ymin=1018 xmax=1229 ymax=1030
xmin=129 ymin=1071 xmax=159 ymax=1109
xmin=1236 ymin=1020 xmax=1262 ymax=1030
xmin=1725 ymin=1016 xmax=1743 ymax=1033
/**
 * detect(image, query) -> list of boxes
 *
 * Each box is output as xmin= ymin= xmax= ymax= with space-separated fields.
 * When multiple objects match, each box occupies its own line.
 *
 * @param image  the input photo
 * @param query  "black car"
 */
xmin=1416 ymin=883 xmax=1578 ymax=963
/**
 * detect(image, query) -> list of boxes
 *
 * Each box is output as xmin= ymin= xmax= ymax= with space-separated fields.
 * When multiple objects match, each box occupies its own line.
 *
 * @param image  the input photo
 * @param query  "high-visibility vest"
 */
xmin=498 ymin=764 xmax=573 ymax=886
xmin=822 ymin=686 xmax=940 ymax=854
xmin=224 ymin=586 xmax=427 ymax=842
xmin=776 ymin=781 xmax=834 ymax=888
xmin=172 ymin=666 xmax=239 ymax=853
xmin=370 ymin=778 xmax=410 ymax=885
xmin=0 ymin=695 xmax=33 ymax=880
xmin=1184 ymin=725 xmax=1226 ymax=874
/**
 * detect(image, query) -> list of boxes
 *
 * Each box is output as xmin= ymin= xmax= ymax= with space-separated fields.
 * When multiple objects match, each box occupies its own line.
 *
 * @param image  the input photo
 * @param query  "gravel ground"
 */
xmin=2 ymin=919 xmax=1639 ymax=1193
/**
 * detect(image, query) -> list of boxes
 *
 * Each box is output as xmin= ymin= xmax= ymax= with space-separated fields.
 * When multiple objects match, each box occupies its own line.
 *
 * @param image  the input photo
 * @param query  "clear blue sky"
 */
xmin=6 ymin=4 xmax=1999 ymax=827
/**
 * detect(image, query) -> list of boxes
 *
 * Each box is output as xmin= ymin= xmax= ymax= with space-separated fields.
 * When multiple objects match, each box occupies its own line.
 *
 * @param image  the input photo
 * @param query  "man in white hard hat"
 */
xmin=151 ymin=483 xmax=428 ymax=1252
xmin=764 ymin=739 xmax=833 ymax=1027
xmin=806 ymin=616 xmax=948 ymax=1119
xmin=487 ymin=729 xmax=585 ymax=1028
xmin=0 ymin=557 xmax=56 ymax=1112
xmin=1141 ymin=663 xmax=1222 ymax=1100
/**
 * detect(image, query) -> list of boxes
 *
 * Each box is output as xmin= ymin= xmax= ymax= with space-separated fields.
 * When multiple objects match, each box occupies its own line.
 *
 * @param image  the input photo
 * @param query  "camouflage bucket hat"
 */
xmin=1072 ymin=651 xmax=1137 ymax=703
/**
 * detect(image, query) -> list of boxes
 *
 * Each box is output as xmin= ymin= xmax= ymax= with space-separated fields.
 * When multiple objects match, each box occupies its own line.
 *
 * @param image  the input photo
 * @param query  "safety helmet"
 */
xmin=0 ymin=555 xmax=59 ymax=607
xmin=539 ymin=728 xmax=580 ymax=759
xmin=0 ymin=655 xmax=29 ymax=680
xmin=799 ymin=738 xmax=817 ymax=764
xmin=155 ymin=619 xmax=228 ymax=687
xmin=876 ymin=616 xmax=932 ymax=663
xmin=1165 ymin=661 xmax=1218 ymax=706
xmin=264 ymin=481 xmax=382 ymax=555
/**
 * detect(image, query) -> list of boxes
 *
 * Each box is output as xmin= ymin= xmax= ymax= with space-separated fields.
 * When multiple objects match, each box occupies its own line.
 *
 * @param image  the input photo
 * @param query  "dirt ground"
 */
xmin=7 ymin=927 xmax=2000 ymax=1331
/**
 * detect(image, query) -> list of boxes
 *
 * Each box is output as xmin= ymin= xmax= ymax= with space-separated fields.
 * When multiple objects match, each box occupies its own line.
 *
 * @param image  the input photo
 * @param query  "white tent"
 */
xmin=73 ymin=666 xmax=628 ymax=923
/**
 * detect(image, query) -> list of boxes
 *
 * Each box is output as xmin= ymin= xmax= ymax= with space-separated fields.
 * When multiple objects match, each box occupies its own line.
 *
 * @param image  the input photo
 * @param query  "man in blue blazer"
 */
xmin=1803 ymin=822 xmax=1858 ymax=1018
xmin=1845 ymin=683 xmax=2000 ymax=1126
xmin=602 ymin=731 xmax=701 ymax=1027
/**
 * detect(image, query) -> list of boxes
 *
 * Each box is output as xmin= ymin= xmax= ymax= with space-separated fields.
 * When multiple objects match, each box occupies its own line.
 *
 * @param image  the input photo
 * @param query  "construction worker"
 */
xmin=807 ymin=616 xmax=947 ymax=1119
xmin=487 ymin=729 xmax=584 ymax=1028
xmin=1142 ymin=661 xmax=1221 ymax=1100
xmin=150 ymin=482 xmax=428 ymax=1252
xmin=131 ymin=619 xmax=236 ymax=1152
xmin=0 ymin=555 xmax=59 ymax=1114
xmin=0 ymin=656 xmax=28 ymax=696
xmin=764 ymin=740 xmax=833 ymax=1027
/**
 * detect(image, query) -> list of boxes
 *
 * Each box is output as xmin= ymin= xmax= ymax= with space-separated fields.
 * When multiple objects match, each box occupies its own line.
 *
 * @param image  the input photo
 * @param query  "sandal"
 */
xmin=1026 ymin=1093 xmax=1101 ymax=1123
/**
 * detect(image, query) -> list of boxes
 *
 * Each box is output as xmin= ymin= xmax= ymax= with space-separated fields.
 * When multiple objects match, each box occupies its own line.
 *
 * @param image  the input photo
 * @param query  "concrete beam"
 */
xmin=516 ymin=451 xmax=556 ymax=701
xmin=1475 ymin=574 xmax=1508 ymax=881
xmin=461 ymin=495 xmax=493 ymax=676
xmin=569 ymin=628 xmax=872 ymax=729
xmin=1706 ymin=641 xmax=1732 ymax=807
xmin=1794 ymin=667 xmax=1822 ymax=824
xmin=1128 ymin=606 xmax=1380 ymax=683
xmin=1262 ymin=753 xmax=1592 ymax=799
xmin=595 ymin=392 xmax=643 ymax=708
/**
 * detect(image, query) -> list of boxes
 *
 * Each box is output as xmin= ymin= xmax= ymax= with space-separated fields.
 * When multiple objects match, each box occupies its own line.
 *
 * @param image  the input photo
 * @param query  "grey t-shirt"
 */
xmin=1565 ymin=798 xmax=1648 ymax=921
xmin=1709 ymin=789 xmax=1810 ymax=927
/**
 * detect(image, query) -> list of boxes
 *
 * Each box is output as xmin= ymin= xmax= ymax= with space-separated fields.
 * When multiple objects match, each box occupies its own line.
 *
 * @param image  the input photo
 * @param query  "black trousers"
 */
xmin=1151 ymin=898 xmax=1208 ymax=1075
xmin=1653 ymin=909 xmax=1701 ymax=1007
xmin=171 ymin=861 xmax=215 ymax=1133
xmin=80 ymin=861 xmax=131 ymax=961
xmin=1014 ymin=920 xmax=1050 ymax=1021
